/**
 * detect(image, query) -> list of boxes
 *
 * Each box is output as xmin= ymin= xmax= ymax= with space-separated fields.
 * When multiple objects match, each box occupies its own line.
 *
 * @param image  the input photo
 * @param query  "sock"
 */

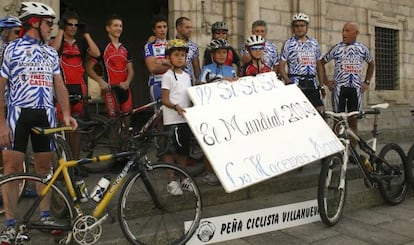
xmin=40 ymin=210 xmax=51 ymax=219
xmin=5 ymin=219 xmax=16 ymax=228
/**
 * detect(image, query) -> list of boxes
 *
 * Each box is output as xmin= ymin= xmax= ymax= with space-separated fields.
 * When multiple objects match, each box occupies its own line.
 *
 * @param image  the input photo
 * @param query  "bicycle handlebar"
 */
xmin=322 ymin=103 xmax=388 ymax=120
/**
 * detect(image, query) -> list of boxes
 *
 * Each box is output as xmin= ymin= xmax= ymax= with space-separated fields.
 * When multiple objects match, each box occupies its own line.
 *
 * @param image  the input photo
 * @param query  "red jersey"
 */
xmin=60 ymin=39 xmax=85 ymax=85
xmin=102 ymin=42 xmax=132 ymax=85
xmin=241 ymin=61 xmax=271 ymax=76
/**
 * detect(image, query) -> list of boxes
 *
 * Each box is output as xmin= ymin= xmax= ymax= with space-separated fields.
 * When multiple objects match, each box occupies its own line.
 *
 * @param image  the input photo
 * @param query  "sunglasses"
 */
xmin=43 ymin=20 xmax=54 ymax=27
xmin=250 ymin=46 xmax=265 ymax=51
xmin=66 ymin=22 xmax=79 ymax=27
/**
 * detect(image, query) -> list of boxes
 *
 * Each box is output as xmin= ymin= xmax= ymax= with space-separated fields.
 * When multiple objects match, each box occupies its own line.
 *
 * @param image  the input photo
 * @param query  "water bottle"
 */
xmin=75 ymin=179 xmax=89 ymax=203
xmin=90 ymin=176 xmax=111 ymax=202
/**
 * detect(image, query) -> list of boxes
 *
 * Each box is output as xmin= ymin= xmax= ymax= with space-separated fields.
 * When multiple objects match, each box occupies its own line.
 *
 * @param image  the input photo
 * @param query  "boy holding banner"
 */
xmin=161 ymin=39 xmax=193 ymax=195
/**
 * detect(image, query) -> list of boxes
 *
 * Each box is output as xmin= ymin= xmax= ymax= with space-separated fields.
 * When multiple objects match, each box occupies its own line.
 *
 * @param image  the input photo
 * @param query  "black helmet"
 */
xmin=211 ymin=21 xmax=228 ymax=33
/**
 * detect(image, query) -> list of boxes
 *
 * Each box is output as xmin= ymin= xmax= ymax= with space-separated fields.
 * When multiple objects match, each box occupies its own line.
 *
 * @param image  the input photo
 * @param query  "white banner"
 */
xmin=185 ymin=199 xmax=320 ymax=244
xmin=185 ymin=83 xmax=343 ymax=193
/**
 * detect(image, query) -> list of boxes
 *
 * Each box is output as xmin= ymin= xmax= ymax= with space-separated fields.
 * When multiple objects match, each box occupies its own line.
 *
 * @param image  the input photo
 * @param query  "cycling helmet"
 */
xmin=292 ymin=12 xmax=310 ymax=24
xmin=166 ymin=39 xmax=188 ymax=55
xmin=0 ymin=16 xmax=22 ymax=29
xmin=18 ymin=2 xmax=56 ymax=21
xmin=211 ymin=21 xmax=228 ymax=33
xmin=208 ymin=39 xmax=229 ymax=51
xmin=245 ymin=35 xmax=265 ymax=47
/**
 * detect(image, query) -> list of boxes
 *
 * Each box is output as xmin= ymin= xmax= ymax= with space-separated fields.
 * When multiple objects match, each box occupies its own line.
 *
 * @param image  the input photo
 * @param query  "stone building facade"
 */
xmin=1 ymin=0 xmax=413 ymax=138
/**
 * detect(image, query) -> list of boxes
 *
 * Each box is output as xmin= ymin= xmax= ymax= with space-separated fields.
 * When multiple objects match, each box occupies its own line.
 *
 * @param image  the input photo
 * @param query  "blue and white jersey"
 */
xmin=184 ymin=39 xmax=199 ymax=82
xmin=0 ymin=35 xmax=60 ymax=109
xmin=144 ymin=39 xmax=168 ymax=86
xmin=198 ymin=63 xmax=236 ymax=83
xmin=241 ymin=39 xmax=279 ymax=69
xmin=280 ymin=36 xmax=322 ymax=84
xmin=323 ymin=41 xmax=372 ymax=88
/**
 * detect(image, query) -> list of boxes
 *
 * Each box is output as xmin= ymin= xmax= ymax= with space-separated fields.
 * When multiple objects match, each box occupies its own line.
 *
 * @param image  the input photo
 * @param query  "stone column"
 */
xmin=244 ymin=0 xmax=260 ymax=40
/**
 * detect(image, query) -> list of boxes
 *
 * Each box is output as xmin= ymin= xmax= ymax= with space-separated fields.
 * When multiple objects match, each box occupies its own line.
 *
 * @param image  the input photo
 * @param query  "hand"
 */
xmin=77 ymin=22 xmax=88 ymax=34
xmin=58 ymin=18 xmax=66 ymax=30
xmin=361 ymin=82 xmax=369 ymax=93
xmin=0 ymin=122 xmax=11 ymax=147
xmin=119 ymin=81 xmax=129 ymax=90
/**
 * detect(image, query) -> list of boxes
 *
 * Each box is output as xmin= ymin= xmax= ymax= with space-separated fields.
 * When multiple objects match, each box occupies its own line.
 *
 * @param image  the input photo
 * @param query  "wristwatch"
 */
xmin=364 ymin=80 xmax=370 ymax=85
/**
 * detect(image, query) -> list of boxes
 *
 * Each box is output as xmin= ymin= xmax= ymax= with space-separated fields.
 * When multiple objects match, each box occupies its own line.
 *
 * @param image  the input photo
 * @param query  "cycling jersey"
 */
xmin=240 ymin=61 xmax=271 ymax=77
xmin=144 ymin=39 xmax=168 ymax=86
xmin=241 ymin=39 xmax=279 ymax=69
xmin=59 ymin=38 xmax=87 ymax=85
xmin=1 ymin=35 xmax=59 ymax=109
xmin=281 ymin=35 xmax=322 ymax=87
xmin=180 ymin=38 xmax=199 ymax=83
xmin=323 ymin=41 xmax=373 ymax=88
xmin=198 ymin=63 xmax=236 ymax=83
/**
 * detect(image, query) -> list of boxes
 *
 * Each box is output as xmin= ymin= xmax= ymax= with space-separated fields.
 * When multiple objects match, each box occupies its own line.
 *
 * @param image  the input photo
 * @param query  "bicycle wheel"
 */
xmin=0 ymin=173 xmax=74 ymax=244
xmin=118 ymin=162 xmax=202 ymax=244
xmin=52 ymin=135 xmax=74 ymax=219
xmin=405 ymin=144 xmax=414 ymax=190
xmin=317 ymin=153 xmax=347 ymax=226
xmin=377 ymin=143 xmax=408 ymax=205
xmin=81 ymin=113 xmax=124 ymax=173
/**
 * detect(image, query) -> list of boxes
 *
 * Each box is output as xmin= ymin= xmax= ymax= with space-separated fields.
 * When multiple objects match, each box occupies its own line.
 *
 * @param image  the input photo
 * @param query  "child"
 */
xmin=240 ymin=35 xmax=272 ymax=77
xmin=161 ymin=39 xmax=193 ymax=195
xmin=198 ymin=39 xmax=237 ymax=185
xmin=199 ymin=39 xmax=237 ymax=83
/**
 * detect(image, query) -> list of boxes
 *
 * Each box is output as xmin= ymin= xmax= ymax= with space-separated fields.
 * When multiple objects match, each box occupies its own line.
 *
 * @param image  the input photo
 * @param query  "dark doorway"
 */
xmin=59 ymin=0 xmax=168 ymax=106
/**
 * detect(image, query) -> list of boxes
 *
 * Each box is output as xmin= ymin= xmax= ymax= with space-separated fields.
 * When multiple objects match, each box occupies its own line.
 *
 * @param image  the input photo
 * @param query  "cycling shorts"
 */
xmin=10 ymin=108 xmax=55 ymax=153
xmin=103 ymin=87 xmax=132 ymax=118
xmin=333 ymin=86 xmax=362 ymax=113
xmin=56 ymin=84 xmax=87 ymax=121
xmin=302 ymin=89 xmax=324 ymax=108
xmin=164 ymin=123 xmax=191 ymax=155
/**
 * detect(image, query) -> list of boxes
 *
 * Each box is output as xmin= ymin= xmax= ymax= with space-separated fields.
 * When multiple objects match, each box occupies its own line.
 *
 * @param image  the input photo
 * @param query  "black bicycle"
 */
xmin=318 ymin=103 xmax=408 ymax=226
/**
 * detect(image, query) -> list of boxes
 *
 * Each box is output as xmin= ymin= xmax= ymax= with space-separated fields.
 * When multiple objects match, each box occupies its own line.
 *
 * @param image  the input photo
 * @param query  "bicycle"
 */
xmin=0 ymin=124 xmax=202 ymax=244
xmin=404 ymin=109 xmax=414 ymax=190
xmin=318 ymin=103 xmax=408 ymax=226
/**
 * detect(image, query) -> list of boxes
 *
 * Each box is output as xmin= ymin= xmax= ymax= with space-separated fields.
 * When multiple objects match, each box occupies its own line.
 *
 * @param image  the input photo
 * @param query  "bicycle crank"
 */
xmin=73 ymin=215 xmax=103 ymax=245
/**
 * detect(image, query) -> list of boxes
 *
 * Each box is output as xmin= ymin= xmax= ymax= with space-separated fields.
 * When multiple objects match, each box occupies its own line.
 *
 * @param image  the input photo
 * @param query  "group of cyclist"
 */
xmin=0 ymin=0 xmax=375 ymax=242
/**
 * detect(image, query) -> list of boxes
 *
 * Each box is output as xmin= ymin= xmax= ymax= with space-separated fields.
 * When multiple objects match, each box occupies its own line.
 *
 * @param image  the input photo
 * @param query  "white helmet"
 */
xmin=245 ymin=35 xmax=265 ymax=47
xmin=292 ymin=12 xmax=310 ymax=24
xmin=18 ymin=2 xmax=56 ymax=21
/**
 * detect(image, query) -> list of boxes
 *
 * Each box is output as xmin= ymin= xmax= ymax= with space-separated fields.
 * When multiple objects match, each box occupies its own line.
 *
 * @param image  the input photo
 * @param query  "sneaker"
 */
xmin=167 ymin=181 xmax=183 ymax=196
xmin=181 ymin=178 xmax=194 ymax=192
xmin=0 ymin=226 xmax=16 ymax=245
xmin=40 ymin=216 xmax=64 ymax=236
xmin=203 ymin=173 xmax=219 ymax=186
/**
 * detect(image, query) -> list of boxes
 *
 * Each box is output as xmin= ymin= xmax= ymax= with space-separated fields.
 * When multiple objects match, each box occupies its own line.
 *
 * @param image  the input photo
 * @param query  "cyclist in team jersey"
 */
xmin=0 ymin=2 xmax=77 ymax=244
xmin=319 ymin=22 xmax=375 ymax=138
xmin=279 ymin=12 xmax=325 ymax=112
xmin=144 ymin=14 xmax=170 ymax=102
xmin=0 ymin=16 xmax=22 ymax=165
xmin=202 ymin=21 xmax=241 ymax=74
xmin=50 ymin=10 xmax=100 ymax=163
xmin=240 ymin=20 xmax=279 ymax=73
xmin=86 ymin=14 xmax=134 ymax=118
xmin=240 ymin=35 xmax=272 ymax=77
xmin=175 ymin=16 xmax=201 ymax=85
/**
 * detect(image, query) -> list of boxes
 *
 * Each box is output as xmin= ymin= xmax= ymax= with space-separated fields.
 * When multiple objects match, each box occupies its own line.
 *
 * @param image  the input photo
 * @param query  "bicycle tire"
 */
xmin=81 ymin=113 xmax=124 ymax=173
xmin=0 ymin=173 xmax=74 ymax=244
xmin=405 ymin=143 xmax=414 ymax=190
xmin=377 ymin=143 xmax=408 ymax=205
xmin=118 ymin=162 xmax=202 ymax=244
xmin=52 ymin=135 xmax=74 ymax=219
xmin=317 ymin=153 xmax=347 ymax=226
